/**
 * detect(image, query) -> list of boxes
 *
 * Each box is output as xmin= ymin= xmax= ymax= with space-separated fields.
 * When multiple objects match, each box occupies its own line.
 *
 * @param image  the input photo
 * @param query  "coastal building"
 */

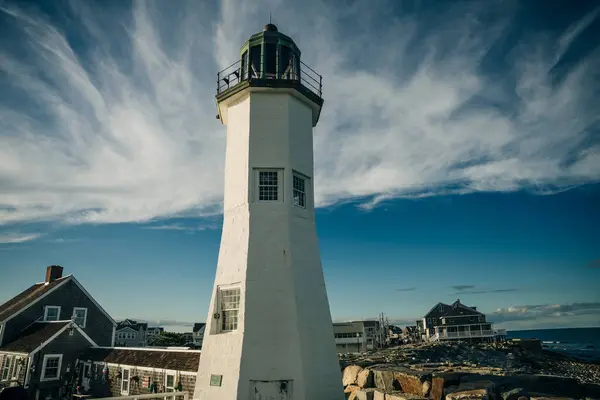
xmin=147 ymin=327 xmax=164 ymax=338
xmin=192 ymin=323 xmax=205 ymax=348
xmin=333 ymin=321 xmax=382 ymax=353
xmin=79 ymin=347 xmax=200 ymax=397
xmin=194 ymin=22 xmax=343 ymax=399
xmin=0 ymin=265 xmax=115 ymax=399
xmin=417 ymin=299 xmax=506 ymax=342
xmin=115 ymin=319 xmax=148 ymax=347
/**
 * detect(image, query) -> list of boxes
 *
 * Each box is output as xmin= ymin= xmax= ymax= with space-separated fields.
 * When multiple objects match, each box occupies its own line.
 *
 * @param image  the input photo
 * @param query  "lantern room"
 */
xmin=216 ymin=24 xmax=324 ymax=125
xmin=240 ymin=23 xmax=301 ymax=81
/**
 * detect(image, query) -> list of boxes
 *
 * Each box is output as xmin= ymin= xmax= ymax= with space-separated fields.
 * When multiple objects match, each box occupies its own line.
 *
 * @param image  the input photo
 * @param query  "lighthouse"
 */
xmin=194 ymin=24 xmax=343 ymax=400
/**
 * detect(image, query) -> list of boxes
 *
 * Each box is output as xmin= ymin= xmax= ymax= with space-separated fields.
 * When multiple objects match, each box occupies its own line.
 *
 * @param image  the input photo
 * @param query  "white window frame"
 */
xmin=121 ymin=367 xmax=131 ymax=395
xmin=254 ymin=168 xmax=283 ymax=203
xmin=40 ymin=354 xmax=63 ymax=382
xmin=44 ymin=306 xmax=61 ymax=322
xmin=1 ymin=355 xmax=12 ymax=381
xmin=72 ymin=307 xmax=88 ymax=328
xmin=216 ymin=285 xmax=241 ymax=333
xmin=292 ymin=171 xmax=309 ymax=208
xmin=165 ymin=370 xmax=177 ymax=400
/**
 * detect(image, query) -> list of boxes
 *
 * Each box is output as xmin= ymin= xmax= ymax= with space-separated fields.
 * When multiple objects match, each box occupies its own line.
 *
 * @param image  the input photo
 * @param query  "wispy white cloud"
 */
xmin=0 ymin=232 xmax=42 ymax=243
xmin=143 ymin=223 xmax=220 ymax=232
xmin=0 ymin=0 xmax=598 ymax=226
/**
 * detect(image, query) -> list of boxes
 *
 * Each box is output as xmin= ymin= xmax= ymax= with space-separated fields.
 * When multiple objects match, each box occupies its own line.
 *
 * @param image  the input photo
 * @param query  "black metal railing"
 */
xmin=217 ymin=59 xmax=323 ymax=99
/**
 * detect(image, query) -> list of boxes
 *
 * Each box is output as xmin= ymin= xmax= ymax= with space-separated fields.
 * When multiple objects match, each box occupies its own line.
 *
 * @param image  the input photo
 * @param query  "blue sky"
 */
xmin=0 ymin=0 xmax=599 ymax=332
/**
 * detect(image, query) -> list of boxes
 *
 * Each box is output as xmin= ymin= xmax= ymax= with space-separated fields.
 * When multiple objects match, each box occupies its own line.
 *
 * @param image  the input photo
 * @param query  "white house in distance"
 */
xmin=333 ymin=321 xmax=382 ymax=353
xmin=194 ymin=23 xmax=343 ymax=400
xmin=115 ymin=319 xmax=148 ymax=347
xmin=192 ymin=323 xmax=205 ymax=347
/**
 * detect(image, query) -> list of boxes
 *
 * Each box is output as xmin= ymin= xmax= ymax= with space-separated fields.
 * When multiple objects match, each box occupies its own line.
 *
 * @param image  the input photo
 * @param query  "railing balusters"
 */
xmin=216 ymin=58 xmax=323 ymax=99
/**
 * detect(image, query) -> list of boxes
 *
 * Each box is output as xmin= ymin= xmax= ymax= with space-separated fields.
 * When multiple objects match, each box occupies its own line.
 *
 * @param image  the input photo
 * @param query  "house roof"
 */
xmin=440 ymin=299 xmax=483 ymax=317
xmin=192 ymin=323 xmax=205 ymax=333
xmin=0 ymin=321 xmax=71 ymax=354
xmin=116 ymin=320 xmax=148 ymax=331
xmin=82 ymin=348 xmax=201 ymax=372
xmin=0 ymin=275 xmax=116 ymax=326
xmin=423 ymin=302 xmax=452 ymax=319
xmin=0 ymin=276 xmax=70 ymax=322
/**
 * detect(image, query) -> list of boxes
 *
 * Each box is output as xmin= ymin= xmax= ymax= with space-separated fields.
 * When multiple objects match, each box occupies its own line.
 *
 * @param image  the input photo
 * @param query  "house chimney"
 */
xmin=46 ymin=265 xmax=63 ymax=283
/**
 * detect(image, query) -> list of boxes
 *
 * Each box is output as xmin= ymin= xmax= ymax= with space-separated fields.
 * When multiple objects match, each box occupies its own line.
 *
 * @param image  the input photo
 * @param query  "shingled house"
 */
xmin=0 ymin=265 xmax=116 ymax=398
xmin=77 ymin=347 xmax=201 ymax=397
xmin=417 ymin=299 xmax=506 ymax=342
xmin=115 ymin=320 xmax=149 ymax=347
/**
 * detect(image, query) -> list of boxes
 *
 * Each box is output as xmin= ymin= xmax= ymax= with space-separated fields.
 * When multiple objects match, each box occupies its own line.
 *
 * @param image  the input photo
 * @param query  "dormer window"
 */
xmin=439 ymin=305 xmax=444 ymax=312
xmin=44 ymin=306 xmax=61 ymax=321
xmin=72 ymin=307 xmax=88 ymax=328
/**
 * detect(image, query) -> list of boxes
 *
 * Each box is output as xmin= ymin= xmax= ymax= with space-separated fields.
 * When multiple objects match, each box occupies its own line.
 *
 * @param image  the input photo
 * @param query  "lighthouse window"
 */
xmin=293 ymin=174 xmax=306 ymax=208
xmin=258 ymin=171 xmax=279 ymax=201
xmin=265 ymin=43 xmax=277 ymax=78
xmin=219 ymin=288 xmax=240 ymax=332
xmin=250 ymin=45 xmax=261 ymax=78
xmin=241 ymin=50 xmax=248 ymax=80
xmin=280 ymin=46 xmax=292 ymax=79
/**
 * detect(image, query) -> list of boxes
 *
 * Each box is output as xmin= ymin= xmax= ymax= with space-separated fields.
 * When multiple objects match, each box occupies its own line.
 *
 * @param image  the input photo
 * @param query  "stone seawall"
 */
xmin=338 ymin=341 xmax=600 ymax=399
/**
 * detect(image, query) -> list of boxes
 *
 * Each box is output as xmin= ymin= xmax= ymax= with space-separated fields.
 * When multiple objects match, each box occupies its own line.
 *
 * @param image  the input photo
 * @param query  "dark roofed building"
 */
xmin=0 ymin=265 xmax=115 ymax=399
xmin=79 ymin=347 xmax=200 ymax=398
xmin=417 ymin=299 xmax=506 ymax=342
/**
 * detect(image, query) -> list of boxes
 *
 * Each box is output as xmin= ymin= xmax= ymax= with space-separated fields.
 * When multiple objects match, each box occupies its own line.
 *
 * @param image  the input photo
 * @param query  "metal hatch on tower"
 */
xmin=216 ymin=23 xmax=324 ymax=123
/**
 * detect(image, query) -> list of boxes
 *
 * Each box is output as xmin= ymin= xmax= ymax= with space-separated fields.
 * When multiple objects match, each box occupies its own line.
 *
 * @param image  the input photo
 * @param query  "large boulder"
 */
xmin=394 ymin=368 xmax=431 ymax=396
xmin=357 ymin=369 xmax=374 ymax=388
xmin=446 ymin=381 xmax=496 ymax=400
xmin=373 ymin=368 xmax=401 ymax=392
xmin=348 ymin=388 xmax=378 ymax=400
xmin=344 ymin=365 xmax=364 ymax=387
xmin=500 ymin=388 xmax=528 ymax=400
xmin=345 ymin=385 xmax=361 ymax=394
xmin=372 ymin=389 xmax=386 ymax=400
xmin=385 ymin=393 xmax=428 ymax=400
xmin=430 ymin=372 xmax=468 ymax=400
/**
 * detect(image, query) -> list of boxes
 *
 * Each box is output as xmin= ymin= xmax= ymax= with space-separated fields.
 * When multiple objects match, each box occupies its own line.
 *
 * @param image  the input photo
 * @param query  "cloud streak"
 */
xmin=0 ymin=232 xmax=42 ymax=244
xmin=0 ymin=0 xmax=599 ymax=226
xmin=396 ymin=287 xmax=417 ymax=292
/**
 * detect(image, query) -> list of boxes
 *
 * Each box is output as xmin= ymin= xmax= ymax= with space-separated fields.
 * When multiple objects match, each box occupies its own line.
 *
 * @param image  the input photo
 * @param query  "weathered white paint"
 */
xmin=195 ymin=87 xmax=343 ymax=399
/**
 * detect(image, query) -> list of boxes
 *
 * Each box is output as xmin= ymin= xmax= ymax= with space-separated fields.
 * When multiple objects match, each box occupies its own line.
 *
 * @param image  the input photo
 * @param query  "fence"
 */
xmin=217 ymin=59 xmax=322 ymax=99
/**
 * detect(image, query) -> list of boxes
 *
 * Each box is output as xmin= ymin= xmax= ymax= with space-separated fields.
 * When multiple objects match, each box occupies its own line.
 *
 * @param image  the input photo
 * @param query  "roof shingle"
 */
xmin=0 ymin=322 xmax=70 ymax=354
xmin=82 ymin=348 xmax=200 ymax=372
xmin=0 ymin=276 xmax=70 ymax=322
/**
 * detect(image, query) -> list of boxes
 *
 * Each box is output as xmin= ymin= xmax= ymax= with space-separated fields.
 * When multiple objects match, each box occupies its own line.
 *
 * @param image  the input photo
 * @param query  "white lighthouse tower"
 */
xmin=194 ymin=24 xmax=343 ymax=400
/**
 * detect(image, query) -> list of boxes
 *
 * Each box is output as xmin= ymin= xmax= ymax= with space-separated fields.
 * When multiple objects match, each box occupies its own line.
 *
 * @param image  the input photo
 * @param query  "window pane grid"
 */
xmin=258 ymin=171 xmax=279 ymax=201
xmin=220 ymin=288 xmax=240 ymax=332
xmin=44 ymin=358 xmax=59 ymax=379
xmin=293 ymin=175 xmax=306 ymax=208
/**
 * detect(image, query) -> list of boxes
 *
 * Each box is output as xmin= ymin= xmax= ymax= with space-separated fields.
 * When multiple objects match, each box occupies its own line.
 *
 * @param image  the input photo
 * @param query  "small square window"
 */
xmin=258 ymin=171 xmax=279 ymax=201
xmin=44 ymin=306 xmax=61 ymax=322
xmin=293 ymin=174 xmax=306 ymax=208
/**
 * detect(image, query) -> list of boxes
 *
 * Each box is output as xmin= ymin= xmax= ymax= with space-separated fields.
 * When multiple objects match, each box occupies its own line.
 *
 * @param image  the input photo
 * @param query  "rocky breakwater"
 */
xmin=339 ymin=341 xmax=600 ymax=399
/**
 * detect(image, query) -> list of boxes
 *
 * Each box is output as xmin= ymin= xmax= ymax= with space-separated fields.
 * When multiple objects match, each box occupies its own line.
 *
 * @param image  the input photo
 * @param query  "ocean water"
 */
xmin=508 ymin=327 xmax=600 ymax=362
